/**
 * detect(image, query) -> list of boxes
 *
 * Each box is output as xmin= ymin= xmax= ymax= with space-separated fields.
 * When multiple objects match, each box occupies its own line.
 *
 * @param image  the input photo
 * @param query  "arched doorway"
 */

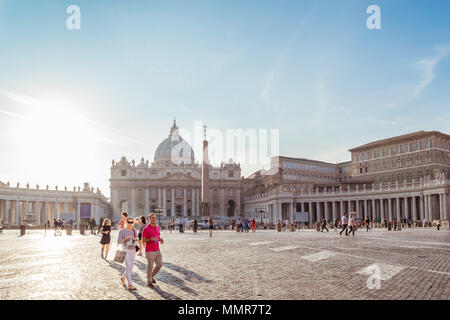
xmin=227 ymin=200 xmax=235 ymax=217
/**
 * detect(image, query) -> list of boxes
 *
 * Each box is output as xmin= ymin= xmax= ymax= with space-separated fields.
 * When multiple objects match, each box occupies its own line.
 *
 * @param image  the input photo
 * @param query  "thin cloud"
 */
xmin=0 ymin=109 xmax=23 ymax=118
xmin=413 ymin=46 xmax=450 ymax=97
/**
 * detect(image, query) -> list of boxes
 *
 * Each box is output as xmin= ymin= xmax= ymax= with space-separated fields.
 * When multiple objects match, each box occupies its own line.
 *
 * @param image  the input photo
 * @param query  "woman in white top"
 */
xmin=348 ymin=214 xmax=355 ymax=237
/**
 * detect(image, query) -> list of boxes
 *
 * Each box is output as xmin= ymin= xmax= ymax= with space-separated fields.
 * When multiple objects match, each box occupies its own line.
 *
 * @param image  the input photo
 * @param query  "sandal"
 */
xmin=120 ymin=277 xmax=126 ymax=286
xmin=128 ymin=285 xmax=137 ymax=290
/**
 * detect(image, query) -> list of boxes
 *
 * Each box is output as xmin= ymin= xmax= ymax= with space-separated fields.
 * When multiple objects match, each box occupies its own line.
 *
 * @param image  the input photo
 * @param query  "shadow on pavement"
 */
xmin=163 ymin=262 xmax=212 ymax=284
xmin=134 ymin=259 xmax=198 ymax=296
xmin=106 ymin=260 xmax=147 ymax=287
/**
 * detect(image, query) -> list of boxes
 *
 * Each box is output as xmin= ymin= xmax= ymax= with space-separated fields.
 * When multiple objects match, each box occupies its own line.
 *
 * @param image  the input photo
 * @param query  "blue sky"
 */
xmin=0 ymin=0 xmax=449 ymax=195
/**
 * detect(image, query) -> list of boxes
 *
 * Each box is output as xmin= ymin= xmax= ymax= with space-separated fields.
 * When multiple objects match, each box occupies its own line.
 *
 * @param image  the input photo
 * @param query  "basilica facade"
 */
xmin=109 ymin=120 xmax=243 ymax=222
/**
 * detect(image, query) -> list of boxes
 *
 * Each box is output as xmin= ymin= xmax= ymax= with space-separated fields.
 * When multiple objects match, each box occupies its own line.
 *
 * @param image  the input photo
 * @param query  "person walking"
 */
xmin=137 ymin=216 xmax=147 ymax=256
xmin=348 ymin=214 xmax=356 ymax=237
xmin=334 ymin=218 xmax=339 ymax=232
xmin=118 ymin=217 xmax=138 ymax=291
xmin=118 ymin=212 xmax=128 ymax=231
xmin=209 ymin=218 xmax=214 ymax=237
xmin=320 ymin=218 xmax=329 ymax=232
xmin=143 ymin=213 xmax=164 ymax=288
xmin=193 ymin=218 xmax=198 ymax=233
xmin=251 ymin=218 xmax=256 ymax=232
xmin=339 ymin=213 xmax=348 ymax=236
xmin=99 ymin=218 xmax=112 ymax=259
xmin=98 ymin=216 xmax=104 ymax=234
xmin=365 ymin=217 xmax=371 ymax=232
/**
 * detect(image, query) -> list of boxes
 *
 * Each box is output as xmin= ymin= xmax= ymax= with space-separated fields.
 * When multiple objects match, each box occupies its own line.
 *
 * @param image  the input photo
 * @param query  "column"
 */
xmin=158 ymin=187 xmax=162 ymax=208
xmin=44 ymin=202 xmax=49 ymax=224
xmin=396 ymin=198 xmax=401 ymax=220
xmin=364 ymin=199 xmax=368 ymax=219
xmin=4 ymin=200 xmax=9 ymax=224
xmin=404 ymin=197 xmax=409 ymax=219
xmin=348 ymin=200 xmax=352 ymax=213
xmin=15 ymin=200 xmax=20 ymax=225
xmin=332 ymin=201 xmax=337 ymax=221
xmin=171 ymin=187 xmax=175 ymax=216
xmin=191 ymin=188 xmax=196 ymax=216
xmin=443 ymin=193 xmax=447 ymax=220
xmin=35 ymin=201 xmax=40 ymax=223
xmin=63 ymin=202 xmax=67 ymax=214
xmin=24 ymin=201 xmax=29 ymax=221
xmin=380 ymin=199 xmax=385 ymax=221
xmin=183 ymin=188 xmax=187 ymax=216
xmin=54 ymin=202 xmax=59 ymax=219
xmin=324 ymin=202 xmax=329 ymax=222
xmin=197 ymin=188 xmax=200 ymax=217
xmin=371 ymin=199 xmax=376 ymax=220
xmin=420 ymin=195 xmax=425 ymax=220
xmin=424 ymin=195 xmax=428 ymax=220
xmin=412 ymin=196 xmax=417 ymax=221
xmin=92 ymin=202 xmax=96 ymax=220
xmin=162 ymin=187 xmax=166 ymax=215
xmin=76 ymin=202 xmax=80 ymax=223
xmin=340 ymin=200 xmax=344 ymax=217
xmin=388 ymin=198 xmax=392 ymax=221
xmin=427 ymin=195 xmax=432 ymax=220
xmin=301 ymin=202 xmax=305 ymax=212
xmin=145 ymin=188 xmax=150 ymax=214
xmin=317 ymin=202 xmax=322 ymax=222
xmin=308 ymin=201 xmax=313 ymax=224
xmin=290 ymin=201 xmax=294 ymax=222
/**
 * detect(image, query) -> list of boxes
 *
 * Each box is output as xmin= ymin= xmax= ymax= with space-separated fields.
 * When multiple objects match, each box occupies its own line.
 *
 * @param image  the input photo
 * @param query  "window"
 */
xmin=228 ymin=171 xmax=233 ymax=177
xmin=121 ymin=170 xmax=126 ymax=176
xmin=407 ymin=144 xmax=411 ymax=152
xmin=426 ymin=140 xmax=431 ymax=148
xmin=229 ymin=189 xmax=233 ymax=196
xmin=176 ymin=189 xmax=183 ymax=198
xmin=121 ymin=189 xmax=127 ymax=197
xmin=397 ymin=145 xmax=401 ymax=154
xmin=151 ymin=188 xmax=157 ymax=197
xmin=388 ymin=148 xmax=392 ymax=156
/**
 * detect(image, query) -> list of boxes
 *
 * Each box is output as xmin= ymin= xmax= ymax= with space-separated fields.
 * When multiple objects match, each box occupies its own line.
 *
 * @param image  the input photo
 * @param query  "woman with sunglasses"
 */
xmin=117 ymin=217 xmax=139 ymax=290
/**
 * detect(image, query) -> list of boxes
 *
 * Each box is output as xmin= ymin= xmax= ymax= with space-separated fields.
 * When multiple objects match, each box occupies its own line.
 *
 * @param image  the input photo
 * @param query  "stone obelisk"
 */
xmin=201 ymin=125 xmax=210 ymax=217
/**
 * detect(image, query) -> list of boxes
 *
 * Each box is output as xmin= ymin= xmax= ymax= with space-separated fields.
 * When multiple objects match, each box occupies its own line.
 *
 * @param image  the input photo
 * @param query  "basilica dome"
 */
xmin=154 ymin=120 xmax=195 ymax=165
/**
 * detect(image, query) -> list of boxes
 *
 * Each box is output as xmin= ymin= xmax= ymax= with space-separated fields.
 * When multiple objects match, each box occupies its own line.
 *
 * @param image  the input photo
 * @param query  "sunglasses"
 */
xmin=127 ymin=221 xmax=133 ymax=224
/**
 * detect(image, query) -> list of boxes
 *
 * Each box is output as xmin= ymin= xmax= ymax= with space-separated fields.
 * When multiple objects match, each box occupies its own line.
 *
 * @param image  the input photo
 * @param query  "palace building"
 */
xmin=243 ymin=131 xmax=450 ymax=225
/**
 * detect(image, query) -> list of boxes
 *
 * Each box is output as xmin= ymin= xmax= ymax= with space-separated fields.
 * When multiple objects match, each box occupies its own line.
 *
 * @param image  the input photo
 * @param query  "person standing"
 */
xmin=339 ymin=213 xmax=348 ymax=236
xmin=251 ymin=218 xmax=256 ymax=232
xmin=334 ymin=218 xmax=339 ymax=232
xmin=321 ymin=218 xmax=329 ymax=232
xmin=99 ymin=218 xmax=112 ymax=259
xmin=137 ymin=216 xmax=147 ymax=256
xmin=118 ymin=212 xmax=128 ymax=231
xmin=193 ymin=218 xmax=198 ymax=233
xmin=98 ymin=216 xmax=104 ymax=234
xmin=209 ymin=218 xmax=214 ymax=237
xmin=118 ymin=217 xmax=138 ymax=290
xmin=365 ymin=217 xmax=371 ymax=232
xmin=436 ymin=219 xmax=441 ymax=231
xmin=143 ymin=213 xmax=164 ymax=288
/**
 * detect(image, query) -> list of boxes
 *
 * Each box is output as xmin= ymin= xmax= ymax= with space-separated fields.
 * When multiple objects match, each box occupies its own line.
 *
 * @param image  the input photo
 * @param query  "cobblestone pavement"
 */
xmin=0 ymin=227 xmax=449 ymax=300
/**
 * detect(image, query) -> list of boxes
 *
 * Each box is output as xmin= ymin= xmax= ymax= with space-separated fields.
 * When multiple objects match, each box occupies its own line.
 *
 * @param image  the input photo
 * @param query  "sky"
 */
xmin=0 ymin=0 xmax=449 ymax=197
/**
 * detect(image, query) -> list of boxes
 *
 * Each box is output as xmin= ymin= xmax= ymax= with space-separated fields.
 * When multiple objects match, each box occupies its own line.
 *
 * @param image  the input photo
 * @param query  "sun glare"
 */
xmin=12 ymin=101 xmax=100 ymax=185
